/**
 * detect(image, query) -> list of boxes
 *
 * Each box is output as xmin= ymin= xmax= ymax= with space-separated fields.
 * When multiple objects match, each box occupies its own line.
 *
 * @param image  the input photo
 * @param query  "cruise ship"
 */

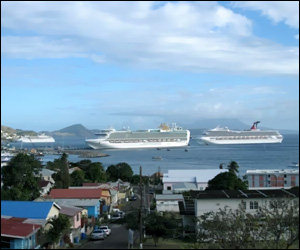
xmin=200 ymin=121 xmax=283 ymax=145
xmin=19 ymin=134 xmax=55 ymax=143
xmin=85 ymin=123 xmax=190 ymax=149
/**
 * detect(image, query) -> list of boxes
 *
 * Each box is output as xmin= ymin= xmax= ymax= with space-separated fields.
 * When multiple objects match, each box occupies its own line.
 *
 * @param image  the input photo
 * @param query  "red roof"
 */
xmin=49 ymin=188 xmax=110 ymax=199
xmin=1 ymin=217 xmax=41 ymax=238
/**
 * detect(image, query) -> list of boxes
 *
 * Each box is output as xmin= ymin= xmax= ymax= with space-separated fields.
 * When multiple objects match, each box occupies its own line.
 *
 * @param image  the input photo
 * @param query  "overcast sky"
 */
xmin=1 ymin=1 xmax=299 ymax=131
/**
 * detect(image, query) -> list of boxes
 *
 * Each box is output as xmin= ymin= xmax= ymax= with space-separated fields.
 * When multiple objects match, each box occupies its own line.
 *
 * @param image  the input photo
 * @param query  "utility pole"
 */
xmin=139 ymin=166 xmax=143 ymax=249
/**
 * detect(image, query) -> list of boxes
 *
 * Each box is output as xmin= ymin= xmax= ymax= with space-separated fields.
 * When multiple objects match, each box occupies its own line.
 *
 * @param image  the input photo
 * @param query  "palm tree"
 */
xmin=227 ymin=161 xmax=239 ymax=174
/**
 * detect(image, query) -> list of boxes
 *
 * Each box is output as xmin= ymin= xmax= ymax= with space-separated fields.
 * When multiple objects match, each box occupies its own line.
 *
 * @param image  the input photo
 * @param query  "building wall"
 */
xmin=46 ymin=205 xmax=60 ymax=220
xmin=156 ymin=200 xmax=180 ymax=212
xmin=195 ymin=197 xmax=295 ymax=218
xmin=101 ymin=190 xmax=111 ymax=205
xmin=247 ymin=172 xmax=299 ymax=189
xmin=70 ymin=212 xmax=82 ymax=229
xmin=11 ymin=236 xmax=36 ymax=249
xmin=85 ymin=202 xmax=100 ymax=217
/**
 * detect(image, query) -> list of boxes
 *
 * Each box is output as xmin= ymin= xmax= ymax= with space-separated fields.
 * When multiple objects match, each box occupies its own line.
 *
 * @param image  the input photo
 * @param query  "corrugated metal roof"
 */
xmin=1 ymin=217 xmax=41 ymax=238
xmin=1 ymin=201 xmax=58 ymax=219
xmin=59 ymin=204 xmax=83 ymax=216
xmin=50 ymin=188 xmax=109 ymax=199
xmin=163 ymin=169 xmax=228 ymax=183
xmin=48 ymin=199 xmax=100 ymax=207
xmin=190 ymin=188 xmax=299 ymax=199
xmin=156 ymin=194 xmax=183 ymax=200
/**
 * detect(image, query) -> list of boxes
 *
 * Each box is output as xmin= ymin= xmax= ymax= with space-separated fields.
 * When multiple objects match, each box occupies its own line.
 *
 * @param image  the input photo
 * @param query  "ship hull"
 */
xmin=200 ymin=137 xmax=283 ymax=145
xmin=86 ymin=139 xmax=189 ymax=149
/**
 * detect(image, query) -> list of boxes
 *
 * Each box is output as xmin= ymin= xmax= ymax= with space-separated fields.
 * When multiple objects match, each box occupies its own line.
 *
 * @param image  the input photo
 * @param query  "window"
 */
xmin=77 ymin=214 xmax=79 ymax=221
xmin=167 ymin=186 xmax=172 ymax=190
xmin=250 ymin=201 xmax=258 ymax=209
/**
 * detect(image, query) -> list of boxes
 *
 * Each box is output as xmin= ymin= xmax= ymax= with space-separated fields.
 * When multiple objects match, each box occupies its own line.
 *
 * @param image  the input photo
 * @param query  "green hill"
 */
xmin=53 ymin=124 xmax=95 ymax=137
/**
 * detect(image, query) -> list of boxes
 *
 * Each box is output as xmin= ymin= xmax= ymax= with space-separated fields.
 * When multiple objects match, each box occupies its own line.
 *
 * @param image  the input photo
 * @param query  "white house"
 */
xmin=179 ymin=188 xmax=299 ymax=234
xmin=163 ymin=169 xmax=228 ymax=191
xmin=155 ymin=194 xmax=183 ymax=213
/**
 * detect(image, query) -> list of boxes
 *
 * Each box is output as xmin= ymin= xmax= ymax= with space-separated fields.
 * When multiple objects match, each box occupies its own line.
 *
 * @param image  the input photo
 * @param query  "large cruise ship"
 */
xmin=85 ymin=123 xmax=190 ymax=149
xmin=19 ymin=134 xmax=55 ymax=143
xmin=200 ymin=121 xmax=283 ymax=145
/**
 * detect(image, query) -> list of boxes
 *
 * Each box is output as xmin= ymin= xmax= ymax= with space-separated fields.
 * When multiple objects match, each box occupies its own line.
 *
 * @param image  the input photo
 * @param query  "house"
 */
xmin=59 ymin=205 xmax=83 ymax=242
xmin=1 ymin=201 xmax=61 ymax=248
xmin=179 ymin=188 xmax=299 ymax=233
xmin=155 ymin=194 xmax=183 ymax=213
xmin=49 ymin=189 xmax=106 ymax=217
xmin=246 ymin=169 xmax=299 ymax=189
xmin=1 ymin=201 xmax=61 ymax=221
xmin=1 ymin=216 xmax=42 ymax=249
xmin=37 ymin=169 xmax=56 ymax=185
xmin=39 ymin=180 xmax=53 ymax=196
xmin=163 ymin=169 xmax=228 ymax=191
xmin=48 ymin=199 xmax=100 ymax=219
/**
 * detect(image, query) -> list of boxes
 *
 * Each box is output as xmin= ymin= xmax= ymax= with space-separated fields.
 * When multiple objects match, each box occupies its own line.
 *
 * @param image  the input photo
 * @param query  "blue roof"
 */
xmin=1 ymin=201 xmax=58 ymax=219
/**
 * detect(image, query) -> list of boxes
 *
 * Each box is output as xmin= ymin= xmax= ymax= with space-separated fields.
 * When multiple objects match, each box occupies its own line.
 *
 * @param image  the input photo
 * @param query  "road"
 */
xmin=79 ymin=224 xmax=130 ymax=249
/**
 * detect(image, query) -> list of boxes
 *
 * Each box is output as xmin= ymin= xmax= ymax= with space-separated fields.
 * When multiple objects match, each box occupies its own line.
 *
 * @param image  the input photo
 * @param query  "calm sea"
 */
xmin=10 ymin=132 xmax=299 ymax=177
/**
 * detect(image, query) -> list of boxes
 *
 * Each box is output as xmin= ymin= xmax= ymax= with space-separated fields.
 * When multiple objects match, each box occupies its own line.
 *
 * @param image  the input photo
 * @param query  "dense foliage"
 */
xmin=206 ymin=161 xmax=247 ymax=190
xmin=1 ymin=153 xmax=42 ymax=201
xmin=145 ymin=212 xmax=180 ymax=246
xmin=106 ymin=162 xmax=133 ymax=181
xmin=46 ymin=153 xmax=70 ymax=188
xmin=46 ymin=214 xmax=71 ymax=245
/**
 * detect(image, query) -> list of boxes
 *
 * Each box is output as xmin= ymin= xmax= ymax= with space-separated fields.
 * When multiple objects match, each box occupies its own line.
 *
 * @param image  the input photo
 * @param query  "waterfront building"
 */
xmin=246 ymin=169 xmax=299 ymax=189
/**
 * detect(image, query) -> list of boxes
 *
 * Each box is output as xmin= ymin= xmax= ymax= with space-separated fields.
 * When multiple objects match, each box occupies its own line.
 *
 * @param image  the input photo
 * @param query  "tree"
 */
xmin=206 ymin=161 xmax=247 ymax=190
xmin=144 ymin=212 xmax=180 ymax=246
xmin=256 ymin=197 xmax=299 ymax=249
xmin=1 ymin=153 xmax=42 ymax=201
xmin=198 ymin=206 xmax=259 ymax=249
xmin=47 ymin=153 xmax=70 ymax=188
xmin=70 ymin=170 xmax=85 ymax=186
xmin=46 ymin=214 xmax=71 ymax=246
xmin=86 ymin=162 xmax=106 ymax=182
xmin=227 ymin=160 xmax=239 ymax=174
xmin=106 ymin=162 xmax=133 ymax=181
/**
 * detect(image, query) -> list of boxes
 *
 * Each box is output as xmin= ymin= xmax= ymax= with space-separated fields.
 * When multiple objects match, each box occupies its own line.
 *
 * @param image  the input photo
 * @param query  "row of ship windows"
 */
xmin=212 ymin=136 xmax=271 ymax=140
xmin=108 ymin=139 xmax=183 ymax=143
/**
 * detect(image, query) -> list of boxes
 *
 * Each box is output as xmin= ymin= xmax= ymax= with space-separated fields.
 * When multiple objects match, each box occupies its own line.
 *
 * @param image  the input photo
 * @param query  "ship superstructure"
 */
xmin=86 ymin=123 xmax=190 ymax=149
xmin=200 ymin=121 xmax=283 ymax=145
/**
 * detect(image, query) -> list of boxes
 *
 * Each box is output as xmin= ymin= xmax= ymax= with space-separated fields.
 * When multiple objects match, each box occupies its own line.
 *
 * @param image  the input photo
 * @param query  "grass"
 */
xmin=134 ymin=238 xmax=192 ymax=249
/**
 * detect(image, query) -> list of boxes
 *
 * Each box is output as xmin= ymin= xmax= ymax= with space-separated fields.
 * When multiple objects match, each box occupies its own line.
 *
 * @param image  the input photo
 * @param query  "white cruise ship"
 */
xmin=19 ymin=134 xmax=55 ymax=143
xmin=200 ymin=121 xmax=283 ymax=145
xmin=86 ymin=123 xmax=190 ymax=149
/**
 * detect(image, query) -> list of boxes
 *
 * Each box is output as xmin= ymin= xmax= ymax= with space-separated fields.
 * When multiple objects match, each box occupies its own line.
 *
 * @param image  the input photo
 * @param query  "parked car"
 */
xmin=129 ymin=195 xmax=137 ymax=201
xmin=111 ymin=213 xmax=122 ymax=220
xmin=91 ymin=229 xmax=106 ymax=240
xmin=100 ymin=226 xmax=111 ymax=236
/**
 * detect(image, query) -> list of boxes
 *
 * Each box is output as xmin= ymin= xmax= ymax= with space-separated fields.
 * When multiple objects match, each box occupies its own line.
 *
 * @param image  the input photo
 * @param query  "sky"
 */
xmin=1 ymin=1 xmax=299 ymax=132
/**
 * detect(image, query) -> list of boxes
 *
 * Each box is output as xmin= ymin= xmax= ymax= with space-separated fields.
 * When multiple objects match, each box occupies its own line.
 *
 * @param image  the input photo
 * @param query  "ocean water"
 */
xmin=10 ymin=133 xmax=299 ymax=177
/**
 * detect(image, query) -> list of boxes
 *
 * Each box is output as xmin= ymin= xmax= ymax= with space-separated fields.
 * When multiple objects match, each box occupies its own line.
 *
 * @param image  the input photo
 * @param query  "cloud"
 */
xmin=1 ymin=1 xmax=299 ymax=75
xmin=232 ymin=1 xmax=299 ymax=29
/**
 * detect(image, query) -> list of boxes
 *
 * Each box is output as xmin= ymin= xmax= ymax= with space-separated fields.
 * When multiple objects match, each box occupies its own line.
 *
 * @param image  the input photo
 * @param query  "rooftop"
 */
xmin=49 ymin=188 xmax=109 ymax=199
xmin=190 ymin=187 xmax=299 ymax=199
xmin=1 ymin=217 xmax=41 ymax=238
xmin=1 ymin=201 xmax=60 ymax=220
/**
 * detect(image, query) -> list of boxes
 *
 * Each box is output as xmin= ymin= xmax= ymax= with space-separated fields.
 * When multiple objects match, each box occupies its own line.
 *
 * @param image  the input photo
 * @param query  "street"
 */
xmin=79 ymin=224 xmax=130 ymax=249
